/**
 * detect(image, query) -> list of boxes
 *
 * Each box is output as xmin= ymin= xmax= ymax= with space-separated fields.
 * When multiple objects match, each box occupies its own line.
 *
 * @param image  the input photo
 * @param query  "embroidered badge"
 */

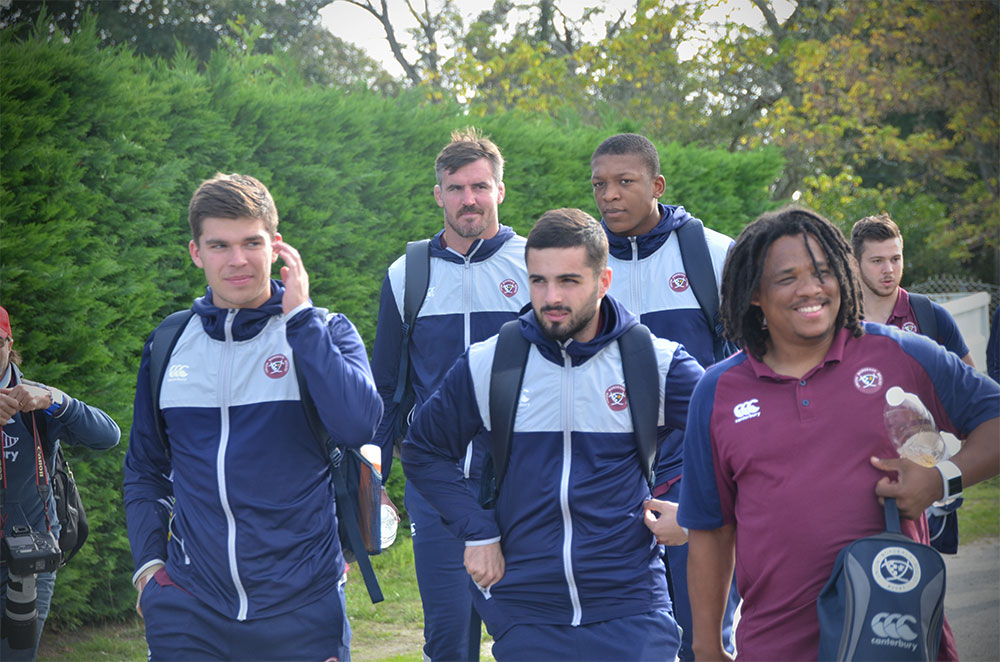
xmin=669 ymin=273 xmax=689 ymax=292
xmin=605 ymin=384 xmax=628 ymax=411
xmin=264 ymin=354 xmax=290 ymax=379
xmin=733 ymin=398 xmax=761 ymax=423
xmin=499 ymin=279 xmax=519 ymax=298
xmin=902 ymin=322 xmax=918 ymax=333
xmin=853 ymin=367 xmax=883 ymax=394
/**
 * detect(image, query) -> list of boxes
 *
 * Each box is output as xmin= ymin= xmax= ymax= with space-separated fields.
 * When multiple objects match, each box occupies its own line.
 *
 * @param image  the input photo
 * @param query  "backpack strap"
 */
xmin=391 ymin=239 xmax=431 ymax=406
xmin=149 ymin=309 xmax=196 ymax=455
xmin=676 ymin=219 xmax=725 ymax=363
xmin=883 ymin=497 xmax=902 ymax=534
xmin=619 ymin=324 xmax=658 ymax=490
xmin=295 ymin=357 xmax=384 ymax=604
xmin=486 ymin=321 xmax=659 ymax=499
xmin=488 ymin=320 xmax=531 ymax=491
xmin=907 ymin=292 xmax=939 ymax=343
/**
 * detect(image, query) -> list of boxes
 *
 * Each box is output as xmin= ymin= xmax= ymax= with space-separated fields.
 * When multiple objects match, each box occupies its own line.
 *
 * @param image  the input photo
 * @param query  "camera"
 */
xmin=2 ymin=524 xmax=61 ymax=650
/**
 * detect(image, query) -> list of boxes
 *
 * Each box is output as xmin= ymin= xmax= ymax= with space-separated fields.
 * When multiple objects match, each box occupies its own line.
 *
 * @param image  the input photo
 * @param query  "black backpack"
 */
xmin=479 ymin=321 xmax=660 ymax=507
xmin=148 ymin=310 xmax=385 ymax=603
xmin=676 ymin=218 xmax=729 ymax=364
xmin=387 ymin=239 xmax=431 ymax=452
xmin=51 ymin=443 xmax=88 ymax=567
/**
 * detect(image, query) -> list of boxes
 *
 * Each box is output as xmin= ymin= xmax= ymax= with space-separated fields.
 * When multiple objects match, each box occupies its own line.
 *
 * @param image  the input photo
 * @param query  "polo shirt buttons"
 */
xmin=802 ymin=399 xmax=811 ymax=406
xmin=799 ymin=380 xmax=807 ymax=386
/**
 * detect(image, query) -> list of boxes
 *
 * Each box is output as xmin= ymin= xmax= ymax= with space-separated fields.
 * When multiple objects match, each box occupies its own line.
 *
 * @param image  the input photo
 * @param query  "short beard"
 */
xmin=536 ymin=305 xmax=597 ymax=343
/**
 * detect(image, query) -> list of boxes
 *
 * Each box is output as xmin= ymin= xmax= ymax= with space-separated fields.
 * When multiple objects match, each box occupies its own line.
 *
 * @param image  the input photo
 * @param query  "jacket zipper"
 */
xmin=461 ymin=241 xmax=483 ymax=478
xmin=559 ymin=344 xmax=582 ymax=626
xmin=218 ymin=309 xmax=249 ymax=620
xmin=629 ymin=236 xmax=640 ymax=313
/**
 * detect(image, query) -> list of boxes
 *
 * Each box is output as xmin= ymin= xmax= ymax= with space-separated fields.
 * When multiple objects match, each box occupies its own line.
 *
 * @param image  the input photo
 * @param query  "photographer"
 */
xmin=0 ymin=305 xmax=120 ymax=661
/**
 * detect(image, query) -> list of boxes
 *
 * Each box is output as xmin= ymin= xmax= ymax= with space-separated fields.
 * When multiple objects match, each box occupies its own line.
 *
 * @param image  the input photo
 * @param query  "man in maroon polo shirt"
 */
xmin=679 ymin=206 xmax=999 ymax=660
xmin=850 ymin=212 xmax=974 ymax=367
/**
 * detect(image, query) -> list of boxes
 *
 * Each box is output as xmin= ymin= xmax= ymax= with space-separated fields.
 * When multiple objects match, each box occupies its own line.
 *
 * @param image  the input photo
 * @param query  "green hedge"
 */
xmin=0 ymin=21 xmax=782 ymax=627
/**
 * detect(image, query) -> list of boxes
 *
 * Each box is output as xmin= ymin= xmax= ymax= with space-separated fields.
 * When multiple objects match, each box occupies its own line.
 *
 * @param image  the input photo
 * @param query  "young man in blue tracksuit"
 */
xmin=590 ymin=132 xmax=739 ymax=658
xmin=402 ymin=208 xmax=704 ymax=661
xmin=1 ymin=306 xmax=120 ymax=662
xmin=371 ymin=129 xmax=529 ymax=661
xmin=123 ymin=173 xmax=382 ymax=661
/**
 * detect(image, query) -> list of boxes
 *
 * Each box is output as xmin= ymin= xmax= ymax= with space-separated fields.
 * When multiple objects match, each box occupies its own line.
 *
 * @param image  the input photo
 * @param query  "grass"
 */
xmin=38 ymin=479 xmax=998 ymax=661
xmin=956 ymin=475 xmax=999 ymax=542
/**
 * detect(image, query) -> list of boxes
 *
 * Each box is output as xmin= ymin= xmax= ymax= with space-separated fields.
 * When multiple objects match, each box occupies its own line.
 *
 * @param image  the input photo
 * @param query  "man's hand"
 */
xmin=134 ymin=562 xmax=165 ymax=618
xmin=870 ymin=456 xmax=942 ymax=519
xmin=0 ymin=382 xmax=55 ymax=419
xmin=643 ymin=499 xmax=689 ymax=546
xmin=274 ymin=240 xmax=309 ymax=315
xmin=464 ymin=542 xmax=505 ymax=591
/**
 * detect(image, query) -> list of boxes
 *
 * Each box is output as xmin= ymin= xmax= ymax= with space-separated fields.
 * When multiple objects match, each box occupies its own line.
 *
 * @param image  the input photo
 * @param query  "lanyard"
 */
xmin=0 ymin=411 xmax=53 ymax=535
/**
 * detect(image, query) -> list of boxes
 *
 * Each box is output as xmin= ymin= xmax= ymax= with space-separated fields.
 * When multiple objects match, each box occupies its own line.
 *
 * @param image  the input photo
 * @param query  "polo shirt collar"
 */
xmin=745 ymin=327 xmax=852 ymax=381
xmin=886 ymin=286 xmax=910 ymax=325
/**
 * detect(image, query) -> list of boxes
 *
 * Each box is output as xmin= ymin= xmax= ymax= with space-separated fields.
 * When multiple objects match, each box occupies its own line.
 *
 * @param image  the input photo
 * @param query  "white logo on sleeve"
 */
xmin=733 ymin=399 xmax=760 ymax=423
xmin=167 ymin=364 xmax=189 ymax=382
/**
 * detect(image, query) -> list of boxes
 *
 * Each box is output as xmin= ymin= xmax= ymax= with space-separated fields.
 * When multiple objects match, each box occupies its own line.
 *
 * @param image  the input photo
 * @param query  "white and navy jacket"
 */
xmin=123 ymin=282 xmax=382 ymax=621
xmin=604 ymin=203 xmax=732 ymax=484
xmin=401 ymin=296 xmax=704 ymax=638
xmin=371 ymin=225 xmax=529 ymax=479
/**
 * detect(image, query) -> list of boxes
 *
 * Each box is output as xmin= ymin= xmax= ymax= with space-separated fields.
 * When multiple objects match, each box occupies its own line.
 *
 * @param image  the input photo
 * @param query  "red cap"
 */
xmin=0 ymin=306 xmax=11 ymax=341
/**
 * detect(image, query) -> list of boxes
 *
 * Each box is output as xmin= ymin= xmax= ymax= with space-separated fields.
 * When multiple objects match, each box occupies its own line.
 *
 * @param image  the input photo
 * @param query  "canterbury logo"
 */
xmin=871 ymin=612 xmax=918 ymax=641
xmin=167 ymin=364 xmax=189 ymax=381
xmin=733 ymin=398 xmax=760 ymax=423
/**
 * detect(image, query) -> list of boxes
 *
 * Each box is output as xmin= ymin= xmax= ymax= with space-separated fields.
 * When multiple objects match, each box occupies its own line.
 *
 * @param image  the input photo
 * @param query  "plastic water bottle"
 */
xmin=360 ymin=444 xmax=399 ymax=549
xmin=883 ymin=386 xmax=946 ymax=467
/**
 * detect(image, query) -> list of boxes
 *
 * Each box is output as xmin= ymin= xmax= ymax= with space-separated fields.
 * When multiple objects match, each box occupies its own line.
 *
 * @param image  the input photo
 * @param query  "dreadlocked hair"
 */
xmin=721 ymin=205 xmax=865 ymax=360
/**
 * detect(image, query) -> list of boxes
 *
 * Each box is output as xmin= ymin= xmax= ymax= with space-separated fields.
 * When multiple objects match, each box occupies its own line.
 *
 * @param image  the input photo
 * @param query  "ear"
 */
xmin=189 ymin=239 xmax=204 ymax=268
xmin=598 ymin=265 xmax=612 ymax=299
xmin=271 ymin=232 xmax=282 ymax=263
xmin=433 ymin=184 xmax=444 ymax=208
xmin=496 ymin=181 xmax=506 ymax=206
xmin=652 ymin=174 xmax=666 ymax=199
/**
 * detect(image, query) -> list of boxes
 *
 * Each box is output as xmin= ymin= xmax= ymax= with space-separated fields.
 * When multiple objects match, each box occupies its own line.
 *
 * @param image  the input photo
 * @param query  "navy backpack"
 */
xmin=817 ymin=498 xmax=946 ymax=661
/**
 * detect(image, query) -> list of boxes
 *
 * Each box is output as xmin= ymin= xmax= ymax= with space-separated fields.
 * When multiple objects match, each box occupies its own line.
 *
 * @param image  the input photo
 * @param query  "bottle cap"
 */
xmin=360 ymin=444 xmax=381 ymax=473
xmin=885 ymin=386 xmax=905 ymax=407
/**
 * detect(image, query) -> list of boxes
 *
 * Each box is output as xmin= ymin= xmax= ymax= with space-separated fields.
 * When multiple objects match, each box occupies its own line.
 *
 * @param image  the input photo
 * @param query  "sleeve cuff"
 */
xmin=286 ymin=302 xmax=313 ymax=320
xmin=465 ymin=536 xmax=501 ymax=547
xmin=132 ymin=559 xmax=166 ymax=588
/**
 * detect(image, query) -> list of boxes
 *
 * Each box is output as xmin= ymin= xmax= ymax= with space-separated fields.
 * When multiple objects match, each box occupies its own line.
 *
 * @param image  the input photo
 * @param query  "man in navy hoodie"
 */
xmin=402 ymin=208 xmax=703 ymax=661
xmin=123 ymin=173 xmax=382 ymax=661
xmin=590 ymin=133 xmax=738 ymax=658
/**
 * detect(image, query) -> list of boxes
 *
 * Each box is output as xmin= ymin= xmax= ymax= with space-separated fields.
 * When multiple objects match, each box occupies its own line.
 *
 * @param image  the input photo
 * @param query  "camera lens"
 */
xmin=2 ymin=572 xmax=38 ymax=650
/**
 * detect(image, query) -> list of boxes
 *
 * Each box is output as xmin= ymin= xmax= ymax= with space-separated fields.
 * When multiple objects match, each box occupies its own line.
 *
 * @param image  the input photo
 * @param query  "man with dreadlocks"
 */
xmin=678 ymin=206 xmax=999 ymax=660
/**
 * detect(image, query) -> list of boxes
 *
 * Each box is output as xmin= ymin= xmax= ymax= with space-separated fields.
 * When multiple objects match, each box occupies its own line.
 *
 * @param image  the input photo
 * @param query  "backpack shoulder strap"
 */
xmin=149 ymin=309 xmax=195 ymax=454
xmin=676 ymin=219 xmax=725 ymax=362
xmin=295 ymin=356 xmax=383 ymax=604
xmin=488 ymin=320 xmax=530 ymax=490
xmin=907 ymin=292 xmax=939 ymax=342
xmin=392 ymin=239 xmax=432 ymax=405
xmin=618 ymin=324 xmax=658 ymax=490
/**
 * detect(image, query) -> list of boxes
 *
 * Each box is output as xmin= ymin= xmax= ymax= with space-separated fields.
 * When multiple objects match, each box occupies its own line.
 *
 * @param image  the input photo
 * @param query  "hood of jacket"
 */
xmin=519 ymin=294 xmax=639 ymax=367
xmin=603 ymin=203 xmax=696 ymax=261
xmin=193 ymin=279 xmax=287 ymax=342
xmin=430 ymin=224 xmax=519 ymax=264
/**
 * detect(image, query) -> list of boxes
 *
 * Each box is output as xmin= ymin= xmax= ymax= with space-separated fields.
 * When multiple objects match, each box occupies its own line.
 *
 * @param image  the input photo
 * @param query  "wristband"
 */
xmin=934 ymin=460 xmax=963 ymax=501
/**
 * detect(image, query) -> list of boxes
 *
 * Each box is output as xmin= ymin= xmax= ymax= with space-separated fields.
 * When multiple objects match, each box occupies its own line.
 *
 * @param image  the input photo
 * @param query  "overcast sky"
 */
xmin=320 ymin=0 xmax=796 ymax=79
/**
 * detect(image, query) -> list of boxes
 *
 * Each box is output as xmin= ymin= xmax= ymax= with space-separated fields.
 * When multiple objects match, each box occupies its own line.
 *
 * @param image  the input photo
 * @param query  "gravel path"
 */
xmin=944 ymin=537 xmax=1000 ymax=661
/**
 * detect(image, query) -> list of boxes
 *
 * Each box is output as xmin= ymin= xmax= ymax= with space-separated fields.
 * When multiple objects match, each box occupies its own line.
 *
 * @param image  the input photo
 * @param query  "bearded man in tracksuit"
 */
xmin=123 ymin=173 xmax=382 ymax=661
xmin=371 ymin=128 xmax=529 ymax=661
xmin=402 ymin=208 xmax=703 ymax=661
